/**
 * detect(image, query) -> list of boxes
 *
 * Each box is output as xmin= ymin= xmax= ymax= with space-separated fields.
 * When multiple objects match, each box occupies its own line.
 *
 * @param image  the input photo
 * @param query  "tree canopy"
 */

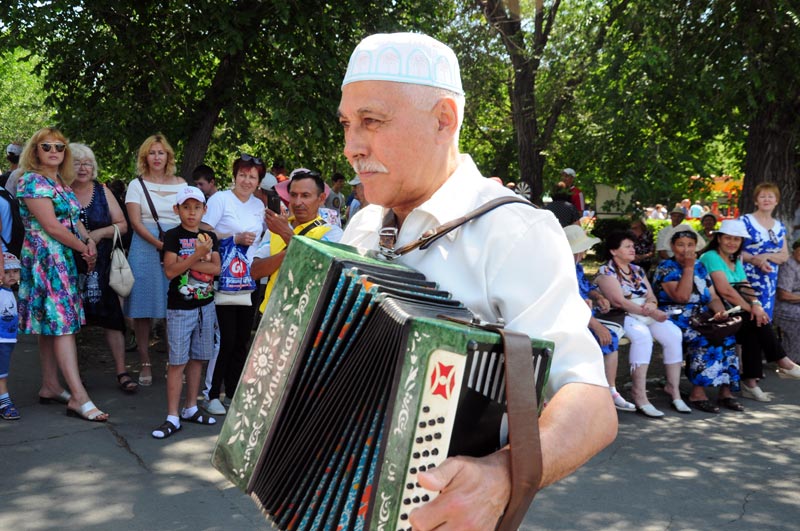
xmin=2 ymin=0 xmax=450 ymax=184
xmin=2 ymin=1 xmax=797 ymax=222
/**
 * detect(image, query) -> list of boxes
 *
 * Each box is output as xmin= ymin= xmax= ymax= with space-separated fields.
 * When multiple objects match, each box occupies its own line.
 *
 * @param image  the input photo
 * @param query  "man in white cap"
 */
xmin=0 ymin=143 xmax=22 ymax=188
xmin=561 ymin=167 xmax=584 ymax=212
xmin=344 ymin=174 xmax=367 ymax=221
xmin=338 ymin=32 xmax=615 ymax=529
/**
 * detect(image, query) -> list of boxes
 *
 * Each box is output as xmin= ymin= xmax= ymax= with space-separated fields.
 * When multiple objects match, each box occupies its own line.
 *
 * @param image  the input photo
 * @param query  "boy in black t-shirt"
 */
xmin=152 ymin=187 xmax=221 ymax=439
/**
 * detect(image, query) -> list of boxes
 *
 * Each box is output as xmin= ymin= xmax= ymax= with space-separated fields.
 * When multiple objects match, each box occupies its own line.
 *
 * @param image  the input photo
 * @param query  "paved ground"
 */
xmin=2 ymin=332 xmax=799 ymax=530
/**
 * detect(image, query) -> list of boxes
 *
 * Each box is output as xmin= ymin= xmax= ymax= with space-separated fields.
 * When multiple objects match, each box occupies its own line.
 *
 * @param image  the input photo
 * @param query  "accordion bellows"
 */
xmin=212 ymin=237 xmax=552 ymax=530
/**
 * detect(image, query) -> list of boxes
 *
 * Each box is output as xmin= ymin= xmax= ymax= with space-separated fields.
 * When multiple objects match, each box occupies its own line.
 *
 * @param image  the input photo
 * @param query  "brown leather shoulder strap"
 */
xmin=137 ymin=176 xmax=165 ymax=237
xmin=438 ymin=315 xmax=543 ymax=530
xmin=494 ymin=328 xmax=542 ymax=531
xmin=386 ymin=195 xmax=535 ymax=259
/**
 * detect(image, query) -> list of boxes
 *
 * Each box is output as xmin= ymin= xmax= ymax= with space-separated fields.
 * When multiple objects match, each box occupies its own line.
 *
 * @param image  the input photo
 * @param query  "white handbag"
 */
xmin=108 ymin=224 xmax=135 ymax=297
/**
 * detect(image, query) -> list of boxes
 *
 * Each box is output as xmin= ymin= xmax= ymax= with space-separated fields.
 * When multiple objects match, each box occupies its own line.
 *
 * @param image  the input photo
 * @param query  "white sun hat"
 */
xmin=714 ymin=219 xmax=750 ymax=239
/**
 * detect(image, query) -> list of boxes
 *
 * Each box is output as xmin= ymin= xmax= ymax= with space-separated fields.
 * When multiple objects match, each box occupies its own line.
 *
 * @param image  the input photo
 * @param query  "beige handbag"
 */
xmin=108 ymin=224 xmax=134 ymax=297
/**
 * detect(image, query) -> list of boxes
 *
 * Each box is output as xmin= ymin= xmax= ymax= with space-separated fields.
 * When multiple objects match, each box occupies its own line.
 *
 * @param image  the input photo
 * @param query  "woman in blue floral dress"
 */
xmin=16 ymin=127 xmax=109 ymax=422
xmin=741 ymin=182 xmax=791 ymax=318
xmin=653 ymin=229 xmax=742 ymax=414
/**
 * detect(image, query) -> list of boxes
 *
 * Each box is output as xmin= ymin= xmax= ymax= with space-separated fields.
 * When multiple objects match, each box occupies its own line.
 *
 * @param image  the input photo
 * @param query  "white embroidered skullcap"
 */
xmin=342 ymin=33 xmax=463 ymax=95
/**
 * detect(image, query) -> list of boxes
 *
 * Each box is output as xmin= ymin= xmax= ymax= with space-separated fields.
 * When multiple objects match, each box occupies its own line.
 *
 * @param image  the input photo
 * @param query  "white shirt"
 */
xmin=342 ymin=154 xmax=607 ymax=397
xmin=125 ymin=178 xmax=184 ymax=226
xmin=202 ymin=190 xmax=266 ymax=262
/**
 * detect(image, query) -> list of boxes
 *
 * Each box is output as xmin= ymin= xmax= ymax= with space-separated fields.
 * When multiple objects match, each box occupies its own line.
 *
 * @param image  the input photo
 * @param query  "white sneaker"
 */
xmin=203 ymin=398 xmax=227 ymax=415
xmin=740 ymin=384 xmax=771 ymax=402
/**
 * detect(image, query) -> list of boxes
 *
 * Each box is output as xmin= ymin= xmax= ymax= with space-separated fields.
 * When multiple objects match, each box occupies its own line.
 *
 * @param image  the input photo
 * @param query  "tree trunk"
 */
xmin=179 ymin=53 xmax=246 ymax=181
xmin=740 ymin=98 xmax=800 ymax=225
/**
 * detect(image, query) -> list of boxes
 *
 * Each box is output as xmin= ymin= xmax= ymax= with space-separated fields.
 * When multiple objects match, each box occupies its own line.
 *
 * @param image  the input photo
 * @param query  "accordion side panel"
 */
xmin=369 ymin=319 xmax=498 ymax=531
xmin=212 ymin=237 xmax=416 ymax=493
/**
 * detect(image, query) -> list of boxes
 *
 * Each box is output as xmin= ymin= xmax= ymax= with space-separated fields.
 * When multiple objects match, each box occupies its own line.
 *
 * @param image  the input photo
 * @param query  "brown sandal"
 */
xmin=717 ymin=397 xmax=745 ymax=412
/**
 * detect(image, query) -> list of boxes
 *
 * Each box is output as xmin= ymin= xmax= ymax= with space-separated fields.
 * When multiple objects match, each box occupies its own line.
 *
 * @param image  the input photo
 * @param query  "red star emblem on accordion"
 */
xmin=430 ymin=362 xmax=457 ymax=400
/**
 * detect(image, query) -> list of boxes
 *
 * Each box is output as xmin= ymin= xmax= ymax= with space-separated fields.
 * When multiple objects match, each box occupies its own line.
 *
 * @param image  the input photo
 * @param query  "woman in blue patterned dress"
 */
xmin=17 ymin=127 xmax=108 ymax=421
xmin=698 ymin=219 xmax=800 ymax=403
xmin=741 ymin=182 xmax=791 ymax=319
xmin=653 ymin=229 xmax=741 ymax=414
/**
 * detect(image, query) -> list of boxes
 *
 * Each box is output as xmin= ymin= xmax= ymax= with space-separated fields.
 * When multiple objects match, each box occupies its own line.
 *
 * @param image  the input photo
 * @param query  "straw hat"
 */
xmin=563 ymin=224 xmax=600 ymax=254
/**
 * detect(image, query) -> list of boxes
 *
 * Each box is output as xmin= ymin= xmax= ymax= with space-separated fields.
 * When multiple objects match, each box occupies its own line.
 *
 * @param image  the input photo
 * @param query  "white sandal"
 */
xmin=611 ymin=391 xmax=636 ymax=412
xmin=66 ymin=400 xmax=108 ymax=422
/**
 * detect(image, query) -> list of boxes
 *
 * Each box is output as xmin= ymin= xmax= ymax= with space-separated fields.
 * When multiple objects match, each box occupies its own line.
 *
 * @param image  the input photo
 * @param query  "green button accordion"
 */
xmin=212 ymin=236 xmax=552 ymax=530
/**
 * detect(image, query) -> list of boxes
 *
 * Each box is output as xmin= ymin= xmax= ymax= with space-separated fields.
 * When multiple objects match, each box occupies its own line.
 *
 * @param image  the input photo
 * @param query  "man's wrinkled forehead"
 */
xmin=338 ymin=83 xmax=400 ymax=119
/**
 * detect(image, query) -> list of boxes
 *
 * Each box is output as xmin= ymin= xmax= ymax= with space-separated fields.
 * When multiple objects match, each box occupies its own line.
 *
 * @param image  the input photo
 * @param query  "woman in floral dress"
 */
xmin=653 ymin=229 xmax=741 ymax=414
xmin=741 ymin=182 xmax=790 ymax=319
xmin=17 ymin=127 xmax=108 ymax=421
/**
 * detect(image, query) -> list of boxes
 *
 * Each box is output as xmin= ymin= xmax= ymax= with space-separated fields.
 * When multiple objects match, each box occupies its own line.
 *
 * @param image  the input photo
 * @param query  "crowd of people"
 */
xmin=566 ymin=182 xmax=800 ymax=416
xmin=0 ymin=129 xmax=347 ymax=433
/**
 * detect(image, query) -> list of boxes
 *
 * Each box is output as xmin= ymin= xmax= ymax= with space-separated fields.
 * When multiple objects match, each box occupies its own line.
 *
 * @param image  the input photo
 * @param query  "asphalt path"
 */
xmin=2 ymin=333 xmax=798 ymax=530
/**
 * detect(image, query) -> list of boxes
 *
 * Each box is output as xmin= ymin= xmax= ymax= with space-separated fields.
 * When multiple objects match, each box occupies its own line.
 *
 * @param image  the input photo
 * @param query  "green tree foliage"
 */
xmin=2 ymin=1 xmax=450 ymax=183
xmin=474 ymin=0 xmax=632 ymax=202
xmin=548 ymin=1 xmax=799 ymax=219
xmin=0 ymin=49 xmax=53 ymax=152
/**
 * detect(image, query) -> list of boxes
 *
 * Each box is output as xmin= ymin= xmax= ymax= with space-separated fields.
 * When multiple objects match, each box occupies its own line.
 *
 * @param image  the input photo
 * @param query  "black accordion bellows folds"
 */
xmin=212 ymin=237 xmax=552 ymax=531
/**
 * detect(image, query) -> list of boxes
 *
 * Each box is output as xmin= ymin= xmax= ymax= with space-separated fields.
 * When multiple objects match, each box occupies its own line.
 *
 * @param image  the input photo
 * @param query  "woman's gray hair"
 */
xmin=68 ymin=142 xmax=99 ymax=180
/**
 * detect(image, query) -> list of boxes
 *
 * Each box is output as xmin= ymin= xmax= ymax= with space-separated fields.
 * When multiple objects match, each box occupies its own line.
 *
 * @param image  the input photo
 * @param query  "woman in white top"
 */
xmin=596 ymin=230 xmax=687 ymax=417
xmin=125 ymin=134 xmax=186 ymax=386
xmin=199 ymin=154 xmax=266 ymax=414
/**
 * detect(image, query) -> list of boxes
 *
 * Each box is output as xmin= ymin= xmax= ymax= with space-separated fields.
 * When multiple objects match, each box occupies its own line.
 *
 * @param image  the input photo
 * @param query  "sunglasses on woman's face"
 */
xmin=40 ymin=142 xmax=66 ymax=153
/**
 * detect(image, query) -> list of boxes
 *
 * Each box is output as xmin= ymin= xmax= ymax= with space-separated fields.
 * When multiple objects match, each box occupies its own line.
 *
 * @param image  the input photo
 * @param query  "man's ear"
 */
xmin=433 ymin=97 xmax=459 ymax=144
xmin=173 ymin=204 xmax=180 ymax=215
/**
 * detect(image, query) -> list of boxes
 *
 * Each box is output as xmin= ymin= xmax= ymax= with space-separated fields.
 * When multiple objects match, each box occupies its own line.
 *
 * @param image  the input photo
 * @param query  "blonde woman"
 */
xmin=125 ymin=134 xmax=186 ymax=386
xmin=17 ymin=127 xmax=107 ymax=421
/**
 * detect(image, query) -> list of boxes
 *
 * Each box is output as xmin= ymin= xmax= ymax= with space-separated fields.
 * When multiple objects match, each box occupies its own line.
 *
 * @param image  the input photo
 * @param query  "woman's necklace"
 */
xmin=615 ymin=261 xmax=632 ymax=275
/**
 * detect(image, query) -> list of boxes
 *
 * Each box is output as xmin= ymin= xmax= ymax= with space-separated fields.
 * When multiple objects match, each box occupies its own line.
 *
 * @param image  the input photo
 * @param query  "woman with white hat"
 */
xmin=564 ymin=225 xmax=637 ymax=413
xmin=699 ymin=219 xmax=800 ymax=403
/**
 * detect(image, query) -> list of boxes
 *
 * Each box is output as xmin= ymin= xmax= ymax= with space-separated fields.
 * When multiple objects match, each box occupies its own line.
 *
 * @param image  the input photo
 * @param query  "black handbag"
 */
xmin=689 ymin=309 xmax=743 ymax=345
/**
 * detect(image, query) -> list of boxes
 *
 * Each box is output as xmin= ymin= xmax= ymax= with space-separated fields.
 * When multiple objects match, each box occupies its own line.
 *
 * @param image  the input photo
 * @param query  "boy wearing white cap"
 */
xmin=338 ymin=33 xmax=615 ymax=529
xmin=151 ymin=186 xmax=221 ymax=439
xmin=0 ymin=252 xmax=21 ymax=420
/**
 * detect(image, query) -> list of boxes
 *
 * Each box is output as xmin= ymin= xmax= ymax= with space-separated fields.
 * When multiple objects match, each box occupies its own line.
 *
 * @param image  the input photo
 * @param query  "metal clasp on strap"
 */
xmin=377 ymin=227 xmax=399 ymax=261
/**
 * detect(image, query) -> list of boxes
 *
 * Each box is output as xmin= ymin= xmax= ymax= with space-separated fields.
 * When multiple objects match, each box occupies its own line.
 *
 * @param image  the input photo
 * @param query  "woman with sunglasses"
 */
xmin=741 ymin=183 xmax=790 ymax=321
xmin=70 ymin=143 xmax=137 ymax=393
xmin=198 ymin=153 xmax=267 ymax=414
xmin=16 ymin=127 xmax=108 ymax=421
xmin=125 ymin=134 xmax=186 ymax=386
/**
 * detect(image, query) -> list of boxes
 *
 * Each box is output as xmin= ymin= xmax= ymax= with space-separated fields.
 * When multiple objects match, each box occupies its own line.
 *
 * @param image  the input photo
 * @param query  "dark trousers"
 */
xmin=209 ymin=300 xmax=257 ymax=400
xmin=737 ymin=318 xmax=786 ymax=379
